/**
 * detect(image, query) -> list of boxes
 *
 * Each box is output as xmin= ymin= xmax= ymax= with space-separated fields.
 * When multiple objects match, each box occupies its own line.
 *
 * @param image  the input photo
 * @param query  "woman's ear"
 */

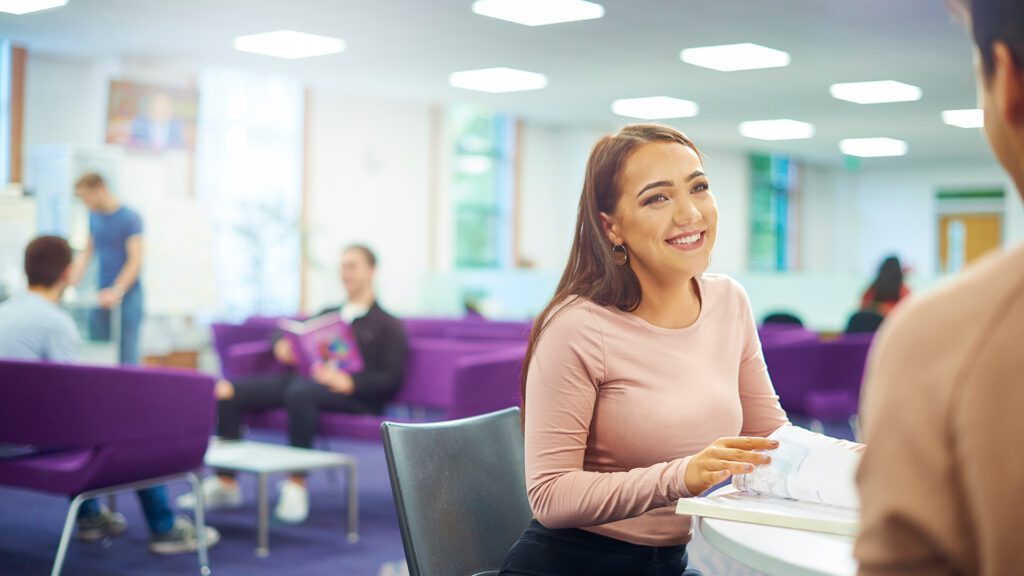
xmin=599 ymin=212 xmax=623 ymax=246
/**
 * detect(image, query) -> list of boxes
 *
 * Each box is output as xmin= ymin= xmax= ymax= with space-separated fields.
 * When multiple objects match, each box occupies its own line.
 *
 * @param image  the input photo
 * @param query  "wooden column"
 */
xmin=9 ymin=46 xmax=26 ymax=183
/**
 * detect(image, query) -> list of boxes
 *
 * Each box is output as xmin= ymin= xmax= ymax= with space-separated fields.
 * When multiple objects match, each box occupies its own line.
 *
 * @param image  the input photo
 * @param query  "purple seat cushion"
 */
xmin=805 ymin=389 xmax=859 ymax=421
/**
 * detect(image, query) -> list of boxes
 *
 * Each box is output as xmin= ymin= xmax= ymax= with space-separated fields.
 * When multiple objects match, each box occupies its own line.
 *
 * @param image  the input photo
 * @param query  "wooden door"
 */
xmin=938 ymin=213 xmax=1002 ymax=273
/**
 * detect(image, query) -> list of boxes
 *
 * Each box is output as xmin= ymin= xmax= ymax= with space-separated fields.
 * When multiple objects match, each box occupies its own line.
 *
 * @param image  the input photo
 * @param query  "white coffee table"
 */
xmin=203 ymin=440 xmax=358 ymax=557
xmin=698 ymin=517 xmax=856 ymax=576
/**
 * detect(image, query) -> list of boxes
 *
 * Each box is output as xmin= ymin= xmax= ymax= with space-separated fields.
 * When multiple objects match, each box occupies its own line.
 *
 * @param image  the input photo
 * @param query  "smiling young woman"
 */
xmin=498 ymin=125 xmax=790 ymax=576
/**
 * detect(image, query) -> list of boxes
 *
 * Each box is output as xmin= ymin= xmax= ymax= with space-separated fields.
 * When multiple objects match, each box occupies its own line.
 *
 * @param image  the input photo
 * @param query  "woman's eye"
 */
xmin=692 ymin=183 xmax=709 ymax=194
xmin=643 ymin=193 xmax=670 ymax=206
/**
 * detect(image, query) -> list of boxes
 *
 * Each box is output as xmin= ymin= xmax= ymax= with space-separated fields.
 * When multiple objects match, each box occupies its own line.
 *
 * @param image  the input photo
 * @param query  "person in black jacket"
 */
xmin=178 ymin=244 xmax=407 ymax=523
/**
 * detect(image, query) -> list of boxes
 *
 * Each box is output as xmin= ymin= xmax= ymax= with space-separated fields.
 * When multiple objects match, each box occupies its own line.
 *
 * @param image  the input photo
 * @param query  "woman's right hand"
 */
xmin=683 ymin=436 xmax=778 ymax=496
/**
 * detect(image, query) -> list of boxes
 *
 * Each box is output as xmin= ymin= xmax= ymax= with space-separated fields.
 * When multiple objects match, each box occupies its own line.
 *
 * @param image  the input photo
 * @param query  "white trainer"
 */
xmin=176 ymin=476 xmax=243 ymax=511
xmin=274 ymin=480 xmax=309 ymax=524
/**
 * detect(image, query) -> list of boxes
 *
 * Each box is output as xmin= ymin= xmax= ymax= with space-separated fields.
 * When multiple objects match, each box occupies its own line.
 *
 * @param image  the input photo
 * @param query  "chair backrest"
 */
xmin=402 ymin=318 xmax=532 ymax=341
xmin=762 ymin=336 xmax=874 ymax=418
xmin=0 ymin=360 xmax=215 ymax=494
xmin=210 ymin=322 xmax=278 ymax=364
xmin=761 ymin=311 xmax=804 ymax=327
xmin=396 ymin=338 xmax=522 ymax=409
xmin=824 ymin=335 xmax=874 ymax=392
xmin=382 ymin=407 xmax=532 ymax=576
xmin=845 ymin=310 xmax=884 ymax=333
xmin=450 ymin=347 xmax=525 ymax=419
xmin=762 ymin=340 xmax=827 ymax=415
xmin=0 ymin=360 xmax=215 ymax=450
xmin=758 ymin=327 xmax=819 ymax=348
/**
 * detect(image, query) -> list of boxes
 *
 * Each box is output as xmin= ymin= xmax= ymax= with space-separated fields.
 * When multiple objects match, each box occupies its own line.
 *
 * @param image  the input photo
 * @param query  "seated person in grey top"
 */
xmin=0 ymin=236 xmax=219 ymax=555
xmin=0 ymin=239 xmax=80 ymax=362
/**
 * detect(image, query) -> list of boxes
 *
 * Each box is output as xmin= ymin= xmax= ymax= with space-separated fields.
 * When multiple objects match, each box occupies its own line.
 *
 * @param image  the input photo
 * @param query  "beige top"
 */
xmin=856 ymin=242 xmax=1024 ymax=575
xmin=524 ymin=273 xmax=789 ymax=547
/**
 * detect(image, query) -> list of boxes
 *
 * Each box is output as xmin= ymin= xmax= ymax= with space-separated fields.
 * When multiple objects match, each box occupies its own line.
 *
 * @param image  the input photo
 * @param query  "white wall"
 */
xmin=702 ymin=149 xmax=749 ymax=276
xmin=23 ymin=54 xmax=109 ymax=185
xmin=836 ymin=158 xmax=1017 ymax=278
xmin=303 ymin=90 xmax=434 ymax=315
xmin=517 ymin=123 xmax=604 ymax=273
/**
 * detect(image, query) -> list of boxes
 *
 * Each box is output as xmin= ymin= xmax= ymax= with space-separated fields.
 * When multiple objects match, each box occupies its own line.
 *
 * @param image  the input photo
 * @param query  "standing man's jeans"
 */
xmin=118 ymin=287 xmax=143 ymax=365
xmin=88 ymin=286 xmax=143 ymax=365
xmin=78 ymin=486 xmax=176 ymax=535
xmin=82 ymin=287 xmax=168 ymax=531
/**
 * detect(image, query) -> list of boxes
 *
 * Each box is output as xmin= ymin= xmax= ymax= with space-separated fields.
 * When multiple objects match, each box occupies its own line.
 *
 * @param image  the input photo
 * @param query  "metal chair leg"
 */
xmin=187 ymin=472 xmax=212 ymax=576
xmin=346 ymin=460 xmax=359 ymax=543
xmin=320 ymin=437 xmax=340 ymax=488
xmin=52 ymin=495 xmax=85 ymax=576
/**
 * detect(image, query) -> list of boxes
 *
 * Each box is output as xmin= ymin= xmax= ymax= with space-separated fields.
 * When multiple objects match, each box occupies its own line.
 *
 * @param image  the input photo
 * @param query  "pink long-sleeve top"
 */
xmin=524 ymin=273 xmax=789 ymax=547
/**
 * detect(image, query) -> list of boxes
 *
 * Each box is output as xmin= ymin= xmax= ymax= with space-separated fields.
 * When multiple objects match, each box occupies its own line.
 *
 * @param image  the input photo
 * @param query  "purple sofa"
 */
xmin=761 ymin=334 xmax=874 ymax=428
xmin=214 ymin=316 xmax=530 ymax=442
xmin=0 ymin=360 xmax=216 ymax=576
xmin=402 ymin=317 xmax=532 ymax=341
xmin=246 ymin=343 xmax=526 ymax=441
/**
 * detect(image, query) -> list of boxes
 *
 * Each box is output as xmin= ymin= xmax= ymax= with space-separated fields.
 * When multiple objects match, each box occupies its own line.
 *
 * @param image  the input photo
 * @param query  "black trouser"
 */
xmin=217 ymin=372 xmax=372 ymax=461
xmin=499 ymin=520 xmax=702 ymax=576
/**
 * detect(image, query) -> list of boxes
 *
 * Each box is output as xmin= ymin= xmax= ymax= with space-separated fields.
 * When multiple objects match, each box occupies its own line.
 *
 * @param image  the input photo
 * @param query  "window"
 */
xmin=450 ymin=106 xmax=515 ymax=269
xmin=749 ymin=153 xmax=799 ymax=271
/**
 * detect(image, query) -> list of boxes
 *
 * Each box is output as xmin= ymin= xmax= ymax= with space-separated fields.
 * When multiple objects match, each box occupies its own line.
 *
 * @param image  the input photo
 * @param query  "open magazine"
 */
xmin=675 ymin=426 xmax=861 ymax=536
xmin=278 ymin=315 xmax=364 ymax=377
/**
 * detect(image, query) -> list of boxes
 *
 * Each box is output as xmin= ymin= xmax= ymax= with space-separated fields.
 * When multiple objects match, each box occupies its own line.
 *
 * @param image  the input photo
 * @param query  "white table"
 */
xmin=698 ymin=516 xmax=856 ymax=576
xmin=203 ymin=440 xmax=358 ymax=557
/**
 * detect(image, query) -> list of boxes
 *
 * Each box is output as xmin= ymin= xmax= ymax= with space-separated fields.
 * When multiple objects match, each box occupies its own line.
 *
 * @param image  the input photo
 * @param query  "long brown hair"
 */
xmin=520 ymin=124 xmax=702 ymax=410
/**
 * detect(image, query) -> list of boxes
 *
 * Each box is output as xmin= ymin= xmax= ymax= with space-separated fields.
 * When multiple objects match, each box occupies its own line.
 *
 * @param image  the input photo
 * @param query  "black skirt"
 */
xmin=499 ymin=519 xmax=703 ymax=576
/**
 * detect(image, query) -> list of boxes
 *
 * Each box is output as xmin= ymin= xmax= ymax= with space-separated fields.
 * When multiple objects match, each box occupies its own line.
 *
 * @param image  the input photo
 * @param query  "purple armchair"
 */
xmin=448 ymin=346 xmax=526 ymax=419
xmin=803 ymin=334 xmax=874 ymax=424
xmin=762 ymin=335 xmax=874 ymax=432
xmin=759 ymin=326 xmax=819 ymax=348
xmin=401 ymin=318 xmax=531 ymax=341
xmin=0 ymin=360 xmax=216 ymax=576
xmin=210 ymin=322 xmax=282 ymax=381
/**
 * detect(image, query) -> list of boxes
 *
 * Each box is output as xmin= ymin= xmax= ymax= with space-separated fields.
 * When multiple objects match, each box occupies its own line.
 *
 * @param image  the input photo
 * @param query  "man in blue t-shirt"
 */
xmin=0 ymin=236 xmax=219 ymax=554
xmin=69 ymin=173 xmax=144 ymax=365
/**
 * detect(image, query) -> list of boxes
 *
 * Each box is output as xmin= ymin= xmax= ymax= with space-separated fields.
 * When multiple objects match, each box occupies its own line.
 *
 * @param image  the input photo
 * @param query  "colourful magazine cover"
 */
xmin=278 ymin=314 xmax=364 ymax=376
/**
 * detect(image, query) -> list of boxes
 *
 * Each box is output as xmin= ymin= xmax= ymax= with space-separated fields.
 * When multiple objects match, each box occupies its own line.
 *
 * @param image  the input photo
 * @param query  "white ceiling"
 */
xmin=0 ymin=0 xmax=994 ymax=164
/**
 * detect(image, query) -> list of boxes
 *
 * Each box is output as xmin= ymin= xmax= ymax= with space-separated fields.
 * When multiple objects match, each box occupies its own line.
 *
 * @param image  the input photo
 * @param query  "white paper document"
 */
xmin=676 ymin=426 xmax=862 ymax=536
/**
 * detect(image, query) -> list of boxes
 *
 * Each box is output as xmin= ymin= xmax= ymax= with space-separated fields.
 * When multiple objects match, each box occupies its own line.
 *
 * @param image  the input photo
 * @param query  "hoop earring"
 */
xmin=612 ymin=244 xmax=628 ymax=266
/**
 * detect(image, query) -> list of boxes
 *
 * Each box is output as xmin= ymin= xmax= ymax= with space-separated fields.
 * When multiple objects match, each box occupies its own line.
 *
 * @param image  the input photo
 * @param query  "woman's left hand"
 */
xmin=311 ymin=363 xmax=355 ymax=395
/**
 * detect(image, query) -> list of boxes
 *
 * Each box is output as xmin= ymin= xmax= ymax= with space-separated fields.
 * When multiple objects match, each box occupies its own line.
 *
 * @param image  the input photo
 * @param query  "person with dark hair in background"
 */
xmin=178 ymin=244 xmax=407 ymax=524
xmin=859 ymin=255 xmax=909 ymax=317
xmin=69 ymin=172 xmax=145 ymax=366
xmin=498 ymin=124 xmax=808 ymax=576
xmin=855 ymin=0 xmax=1024 ymax=573
xmin=0 ymin=236 xmax=219 ymax=554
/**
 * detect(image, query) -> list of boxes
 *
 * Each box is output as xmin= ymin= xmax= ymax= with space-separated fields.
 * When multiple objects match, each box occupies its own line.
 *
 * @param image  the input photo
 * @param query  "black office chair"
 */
xmin=845 ymin=310 xmax=884 ymax=333
xmin=761 ymin=311 xmax=804 ymax=327
xmin=382 ymin=407 xmax=532 ymax=576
